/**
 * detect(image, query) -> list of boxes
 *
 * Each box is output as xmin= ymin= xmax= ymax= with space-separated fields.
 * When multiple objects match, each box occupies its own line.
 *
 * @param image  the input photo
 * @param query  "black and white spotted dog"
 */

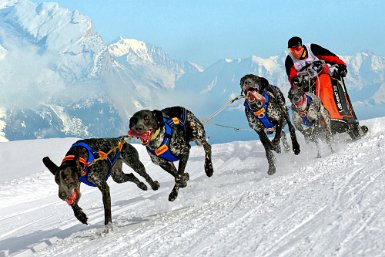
xmin=288 ymin=87 xmax=334 ymax=157
xmin=240 ymin=74 xmax=300 ymax=175
xmin=129 ymin=106 xmax=213 ymax=201
xmin=42 ymin=137 xmax=159 ymax=226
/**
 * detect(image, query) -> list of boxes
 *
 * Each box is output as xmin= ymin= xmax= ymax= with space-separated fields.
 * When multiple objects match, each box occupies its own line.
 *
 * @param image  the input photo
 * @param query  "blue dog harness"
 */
xmin=244 ymin=92 xmax=276 ymax=134
xmin=64 ymin=142 xmax=122 ymax=187
xmin=298 ymin=95 xmax=316 ymax=127
xmin=147 ymin=109 xmax=187 ymax=162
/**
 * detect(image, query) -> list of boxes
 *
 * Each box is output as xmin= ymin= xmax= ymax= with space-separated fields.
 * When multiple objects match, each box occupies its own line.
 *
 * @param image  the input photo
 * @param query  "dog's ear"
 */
xmin=42 ymin=157 xmax=59 ymax=175
xmin=153 ymin=110 xmax=164 ymax=128
xmin=74 ymin=154 xmax=83 ymax=171
xmin=257 ymin=77 xmax=269 ymax=91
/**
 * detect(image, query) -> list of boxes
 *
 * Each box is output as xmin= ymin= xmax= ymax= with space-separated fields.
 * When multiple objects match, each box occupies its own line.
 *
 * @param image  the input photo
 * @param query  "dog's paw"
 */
xmin=293 ymin=143 xmax=300 ymax=155
xmin=137 ymin=182 xmax=148 ymax=191
xmin=267 ymin=166 xmax=276 ymax=175
xmin=168 ymin=186 xmax=179 ymax=201
xmin=181 ymin=173 xmax=190 ymax=181
xmin=204 ymin=161 xmax=214 ymax=177
xmin=271 ymin=141 xmax=281 ymax=153
xmin=75 ymin=211 xmax=88 ymax=225
xmin=175 ymin=176 xmax=187 ymax=188
xmin=151 ymin=181 xmax=160 ymax=191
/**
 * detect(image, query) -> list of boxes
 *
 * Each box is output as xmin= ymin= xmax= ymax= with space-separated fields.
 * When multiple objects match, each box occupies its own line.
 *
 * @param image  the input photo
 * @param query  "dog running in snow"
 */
xmin=42 ymin=137 xmax=159 ymax=226
xmin=128 ymin=106 xmax=213 ymax=201
xmin=240 ymin=74 xmax=300 ymax=175
xmin=288 ymin=87 xmax=334 ymax=157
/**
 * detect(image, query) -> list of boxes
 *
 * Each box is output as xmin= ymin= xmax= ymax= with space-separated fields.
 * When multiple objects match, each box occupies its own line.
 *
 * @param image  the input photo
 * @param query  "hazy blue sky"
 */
xmin=31 ymin=0 xmax=385 ymax=67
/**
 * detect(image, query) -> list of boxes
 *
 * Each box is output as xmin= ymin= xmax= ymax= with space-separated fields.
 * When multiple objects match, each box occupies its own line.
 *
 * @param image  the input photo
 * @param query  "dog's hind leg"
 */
xmin=120 ymin=143 xmax=160 ymax=190
xmin=187 ymin=112 xmax=213 ymax=177
xmin=195 ymin=139 xmax=213 ymax=177
xmin=191 ymin=135 xmax=213 ymax=177
xmin=202 ymin=142 xmax=213 ymax=177
xmin=111 ymin=163 xmax=148 ymax=191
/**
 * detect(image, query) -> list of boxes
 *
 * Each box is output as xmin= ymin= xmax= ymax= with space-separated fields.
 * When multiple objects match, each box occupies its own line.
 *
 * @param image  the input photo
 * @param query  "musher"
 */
xmin=285 ymin=36 xmax=367 ymax=139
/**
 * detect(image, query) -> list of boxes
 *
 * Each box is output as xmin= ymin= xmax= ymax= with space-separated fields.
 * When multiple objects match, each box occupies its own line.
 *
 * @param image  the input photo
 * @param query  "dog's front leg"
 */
xmin=94 ymin=180 xmax=112 ymax=226
xmin=284 ymin=113 xmax=300 ymax=155
xmin=157 ymin=161 xmax=181 ymax=201
xmin=71 ymin=203 xmax=88 ymax=224
xmin=258 ymin=131 xmax=276 ymax=175
xmin=271 ymin=122 xmax=283 ymax=153
xmin=176 ymin=155 xmax=189 ymax=188
xmin=101 ymin=183 xmax=112 ymax=226
xmin=320 ymin=114 xmax=334 ymax=154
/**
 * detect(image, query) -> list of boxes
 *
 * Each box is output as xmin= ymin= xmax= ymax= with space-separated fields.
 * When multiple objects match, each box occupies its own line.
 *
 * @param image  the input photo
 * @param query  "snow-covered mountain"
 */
xmin=0 ymin=0 xmax=200 ymax=141
xmin=1 ymin=0 xmax=385 ymax=143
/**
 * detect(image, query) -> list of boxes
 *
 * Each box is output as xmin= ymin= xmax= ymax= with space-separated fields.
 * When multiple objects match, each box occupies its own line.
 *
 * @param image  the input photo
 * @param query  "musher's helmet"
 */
xmin=288 ymin=36 xmax=302 ymax=48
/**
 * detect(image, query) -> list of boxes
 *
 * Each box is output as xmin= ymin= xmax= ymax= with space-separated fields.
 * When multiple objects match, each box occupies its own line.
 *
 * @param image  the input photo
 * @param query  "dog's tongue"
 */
xmin=128 ymin=129 xmax=153 ymax=145
xmin=65 ymin=189 xmax=78 ymax=206
xmin=247 ymin=91 xmax=266 ymax=104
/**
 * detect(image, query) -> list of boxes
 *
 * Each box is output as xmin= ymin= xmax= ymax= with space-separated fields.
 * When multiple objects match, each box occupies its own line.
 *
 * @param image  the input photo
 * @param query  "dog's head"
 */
xmin=128 ymin=109 xmax=164 ymax=145
xmin=288 ymin=87 xmax=307 ymax=110
xmin=240 ymin=74 xmax=269 ymax=110
xmin=42 ymin=156 xmax=81 ymax=205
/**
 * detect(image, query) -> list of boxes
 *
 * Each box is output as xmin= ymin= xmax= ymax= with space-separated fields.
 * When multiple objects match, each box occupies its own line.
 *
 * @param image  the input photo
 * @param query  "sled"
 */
xmin=292 ymin=60 xmax=368 ymax=140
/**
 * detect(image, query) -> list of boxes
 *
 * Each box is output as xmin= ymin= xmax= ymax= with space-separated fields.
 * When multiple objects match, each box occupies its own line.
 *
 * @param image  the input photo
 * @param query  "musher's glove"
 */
xmin=338 ymin=64 xmax=348 ymax=77
xmin=312 ymin=60 xmax=324 ymax=73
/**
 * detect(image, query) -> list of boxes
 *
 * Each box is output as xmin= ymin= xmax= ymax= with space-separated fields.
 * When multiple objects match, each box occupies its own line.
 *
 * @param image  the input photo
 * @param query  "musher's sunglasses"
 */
xmin=289 ymin=45 xmax=303 ymax=53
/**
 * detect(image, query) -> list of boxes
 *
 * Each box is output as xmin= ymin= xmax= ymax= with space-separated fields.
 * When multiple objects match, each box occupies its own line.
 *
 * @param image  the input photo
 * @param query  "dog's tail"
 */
xmin=42 ymin=157 xmax=59 ymax=175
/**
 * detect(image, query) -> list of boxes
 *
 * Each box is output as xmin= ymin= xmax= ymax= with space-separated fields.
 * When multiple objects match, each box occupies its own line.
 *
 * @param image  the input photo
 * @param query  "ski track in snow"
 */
xmin=1 ymin=118 xmax=385 ymax=256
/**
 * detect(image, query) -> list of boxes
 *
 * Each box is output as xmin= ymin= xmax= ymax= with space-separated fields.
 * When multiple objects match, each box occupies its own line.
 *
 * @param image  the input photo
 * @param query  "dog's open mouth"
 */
xmin=65 ymin=188 xmax=78 ymax=206
xmin=247 ymin=90 xmax=266 ymax=104
xmin=128 ymin=129 xmax=153 ymax=145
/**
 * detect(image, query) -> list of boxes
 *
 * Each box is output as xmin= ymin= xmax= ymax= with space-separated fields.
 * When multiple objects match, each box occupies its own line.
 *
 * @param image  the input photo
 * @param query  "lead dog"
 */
xmin=42 ymin=137 xmax=159 ymax=226
xmin=240 ymin=74 xmax=300 ymax=175
xmin=128 ymin=106 xmax=213 ymax=201
xmin=288 ymin=87 xmax=334 ymax=157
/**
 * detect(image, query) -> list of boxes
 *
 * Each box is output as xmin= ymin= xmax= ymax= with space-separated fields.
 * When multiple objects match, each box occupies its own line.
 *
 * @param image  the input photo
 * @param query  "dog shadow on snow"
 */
xmin=1 ymin=196 xmax=160 ymax=256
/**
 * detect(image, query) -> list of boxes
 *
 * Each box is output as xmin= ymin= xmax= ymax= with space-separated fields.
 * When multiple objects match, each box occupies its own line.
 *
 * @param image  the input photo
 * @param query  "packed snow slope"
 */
xmin=1 ymin=117 xmax=385 ymax=257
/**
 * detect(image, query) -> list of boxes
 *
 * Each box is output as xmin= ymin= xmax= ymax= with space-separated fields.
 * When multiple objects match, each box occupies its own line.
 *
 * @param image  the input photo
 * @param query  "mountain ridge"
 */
xmin=1 ymin=0 xmax=385 ymax=143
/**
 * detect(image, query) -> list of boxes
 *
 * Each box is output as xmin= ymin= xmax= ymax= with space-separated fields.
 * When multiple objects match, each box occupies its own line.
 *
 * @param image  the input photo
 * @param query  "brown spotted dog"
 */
xmin=42 ymin=137 xmax=159 ymax=227
xmin=288 ymin=87 xmax=334 ymax=158
xmin=240 ymin=74 xmax=300 ymax=175
xmin=129 ymin=107 xmax=213 ymax=202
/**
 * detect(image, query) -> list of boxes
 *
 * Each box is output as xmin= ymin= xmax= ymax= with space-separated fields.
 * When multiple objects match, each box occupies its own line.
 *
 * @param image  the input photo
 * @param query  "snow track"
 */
xmin=1 ymin=118 xmax=385 ymax=256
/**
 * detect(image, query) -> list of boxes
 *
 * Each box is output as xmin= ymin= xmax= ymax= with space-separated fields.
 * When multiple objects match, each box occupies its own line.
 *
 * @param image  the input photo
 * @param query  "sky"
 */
xmin=1 ymin=117 xmax=385 ymax=256
xmin=30 ymin=0 xmax=385 ymax=67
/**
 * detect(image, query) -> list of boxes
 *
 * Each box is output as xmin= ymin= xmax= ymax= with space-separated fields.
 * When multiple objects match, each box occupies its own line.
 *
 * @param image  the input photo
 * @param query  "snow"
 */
xmin=1 ymin=117 xmax=385 ymax=256
xmin=109 ymin=38 xmax=154 ymax=63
